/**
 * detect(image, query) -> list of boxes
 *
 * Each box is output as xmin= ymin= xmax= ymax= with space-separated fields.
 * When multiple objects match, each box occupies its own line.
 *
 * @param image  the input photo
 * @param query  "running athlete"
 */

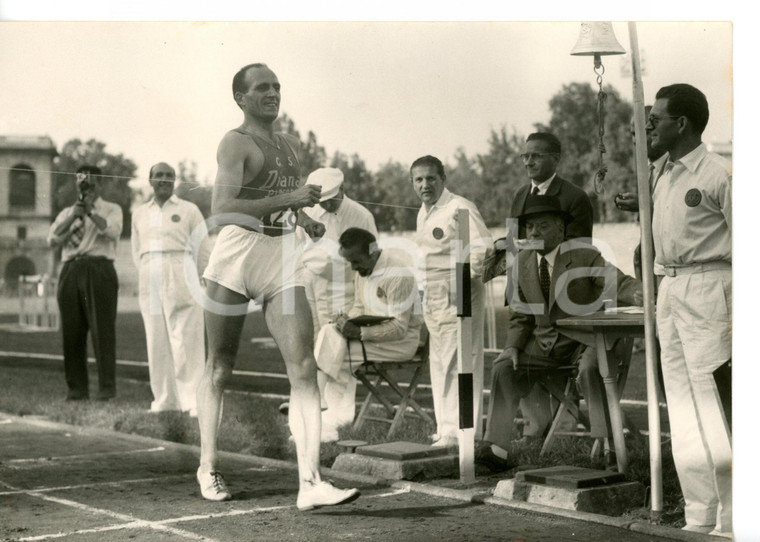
xmin=195 ymin=63 xmax=359 ymax=511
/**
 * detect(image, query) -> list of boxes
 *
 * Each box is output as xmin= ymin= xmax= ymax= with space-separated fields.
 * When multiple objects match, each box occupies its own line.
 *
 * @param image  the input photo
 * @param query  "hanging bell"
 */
xmin=570 ymin=22 xmax=626 ymax=68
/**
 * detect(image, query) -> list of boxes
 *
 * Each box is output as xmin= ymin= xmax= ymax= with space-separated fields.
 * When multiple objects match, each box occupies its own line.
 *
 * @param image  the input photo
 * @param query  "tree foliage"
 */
xmin=48 ymin=85 xmax=639 ymax=243
xmin=473 ymin=128 xmax=526 ymax=227
xmin=373 ymin=160 xmax=419 ymax=232
xmin=53 ymin=138 xmax=137 ymax=237
xmin=535 ymin=82 xmax=636 ymax=223
xmin=275 ymin=113 xmax=327 ymax=179
xmin=174 ymin=159 xmax=213 ymax=218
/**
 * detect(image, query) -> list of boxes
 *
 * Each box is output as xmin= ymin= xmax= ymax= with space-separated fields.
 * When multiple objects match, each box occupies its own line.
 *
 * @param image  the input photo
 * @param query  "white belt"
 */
xmin=662 ymin=261 xmax=731 ymax=277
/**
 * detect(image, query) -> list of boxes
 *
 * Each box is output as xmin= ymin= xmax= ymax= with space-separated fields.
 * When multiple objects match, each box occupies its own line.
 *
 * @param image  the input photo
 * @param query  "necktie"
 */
xmin=539 ymin=256 xmax=551 ymax=303
xmin=531 ymin=185 xmax=540 ymax=196
xmin=68 ymin=217 xmax=85 ymax=248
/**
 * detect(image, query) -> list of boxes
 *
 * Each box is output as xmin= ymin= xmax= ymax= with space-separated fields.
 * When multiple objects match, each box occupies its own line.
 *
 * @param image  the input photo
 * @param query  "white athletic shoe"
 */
xmin=321 ymin=424 xmax=340 ymax=443
xmin=197 ymin=467 xmax=232 ymax=501
xmin=296 ymin=480 xmax=360 ymax=511
xmin=431 ymin=435 xmax=458 ymax=448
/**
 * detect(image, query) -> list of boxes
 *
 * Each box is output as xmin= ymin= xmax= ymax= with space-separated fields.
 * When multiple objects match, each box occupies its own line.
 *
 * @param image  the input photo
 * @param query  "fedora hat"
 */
xmin=517 ymin=194 xmax=574 ymax=226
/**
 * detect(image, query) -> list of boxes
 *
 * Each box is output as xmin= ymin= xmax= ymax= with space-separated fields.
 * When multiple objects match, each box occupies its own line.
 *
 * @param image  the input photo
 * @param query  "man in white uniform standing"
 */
xmin=411 ymin=155 xmax=492 ymax=447
xmin=296 ymin=168 xmax=377 ymax=441
xmin=132 ymin=162 xmax=210 ymax=416
xmin=649 ymin=83 xmax=732 ymax=538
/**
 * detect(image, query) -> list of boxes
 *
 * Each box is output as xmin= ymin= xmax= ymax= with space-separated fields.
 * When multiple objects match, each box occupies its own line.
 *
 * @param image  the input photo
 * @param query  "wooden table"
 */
xmin=555 ymin=310 xmax=645 ymax=474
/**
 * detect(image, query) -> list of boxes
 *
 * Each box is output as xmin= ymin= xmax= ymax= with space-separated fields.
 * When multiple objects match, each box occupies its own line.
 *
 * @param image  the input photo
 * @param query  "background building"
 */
xmin=0 ymin=135 xmax=57 ymax=292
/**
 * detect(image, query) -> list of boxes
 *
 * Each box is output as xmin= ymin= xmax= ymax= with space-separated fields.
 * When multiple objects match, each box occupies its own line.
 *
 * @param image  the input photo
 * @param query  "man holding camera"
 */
xmin=48 ymin=165 xmax=123 ymax=401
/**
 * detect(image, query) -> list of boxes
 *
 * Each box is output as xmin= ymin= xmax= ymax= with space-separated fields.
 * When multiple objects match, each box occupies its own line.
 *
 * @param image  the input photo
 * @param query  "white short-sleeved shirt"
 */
xmin=415 ymin=188 xmax=493 ymax=284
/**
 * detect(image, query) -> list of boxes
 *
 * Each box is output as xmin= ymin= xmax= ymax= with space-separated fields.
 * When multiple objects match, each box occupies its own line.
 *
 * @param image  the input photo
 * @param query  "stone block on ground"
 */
xmin=494 ymin=466 xmax=645 ymax=516
xmin=331 ymin=441 xmax=458 ymax=480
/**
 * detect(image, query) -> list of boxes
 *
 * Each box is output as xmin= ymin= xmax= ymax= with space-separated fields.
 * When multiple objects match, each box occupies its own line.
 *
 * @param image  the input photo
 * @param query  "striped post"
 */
xmin=455 ymin=208 xmax=475 ymax=483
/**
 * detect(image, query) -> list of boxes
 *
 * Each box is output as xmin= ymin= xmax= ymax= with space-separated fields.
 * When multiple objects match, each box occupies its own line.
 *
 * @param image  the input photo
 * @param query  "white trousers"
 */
xmin=302 ymin=269 xmax=353 ymax=337
xmin=138 ymin=253 xmax=205 ymax=414
xmin=657 ymin=269 xmax=732 ymax=533
xmin=424 ymin=278 xmax=485 ymax=440
xmin=315 ymin=323 xmax=420 ymax=429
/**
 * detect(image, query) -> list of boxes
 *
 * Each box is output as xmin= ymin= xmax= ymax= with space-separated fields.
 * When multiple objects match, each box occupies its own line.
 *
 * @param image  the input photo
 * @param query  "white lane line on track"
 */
xmin=12 ymin=489 xmax=216 ymax=542
xmin=5 ymin=446 xmax=166 ymax=465
xmin=159 ymin=487 xmax=410 ymax=525
xmin=0 ymin=474 xmax=192 ymax=496
xmin=0 ymin=350 xmax=665 ymax=407
xmin=12 ymin=485 xmax=406 ymax=541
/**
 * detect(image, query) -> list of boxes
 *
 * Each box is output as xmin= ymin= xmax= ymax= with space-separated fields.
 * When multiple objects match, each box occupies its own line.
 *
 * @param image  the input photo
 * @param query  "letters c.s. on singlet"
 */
xmin=234 ymin=130 xmax=302 ymax=236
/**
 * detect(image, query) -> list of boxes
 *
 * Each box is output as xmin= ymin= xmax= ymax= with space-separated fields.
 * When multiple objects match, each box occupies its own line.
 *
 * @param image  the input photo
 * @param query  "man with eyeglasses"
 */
xmin=511 ymin=132 xmax=594 ymax=241
xmin=507 ymin=132 xmax=594 ymax=445
xmin=648 ymin=83 xmax=731 ymax=538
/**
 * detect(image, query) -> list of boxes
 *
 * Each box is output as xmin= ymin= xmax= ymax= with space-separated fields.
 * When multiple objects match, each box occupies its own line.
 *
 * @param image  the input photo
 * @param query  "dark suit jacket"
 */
xmin=510 ymin=176 xmax=594 ymax=240
xmin=506 ymin=241 xmax=640 ymax=359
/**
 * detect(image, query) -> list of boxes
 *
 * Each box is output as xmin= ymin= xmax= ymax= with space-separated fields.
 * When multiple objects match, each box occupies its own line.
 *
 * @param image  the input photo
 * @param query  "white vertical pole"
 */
xmin=456 ymin=208 xmax=475 ymax=483
xmin=18 ymin=276 xmax=28 ymax=326
xmin=628 ymin=21 xmax=663 ymax=518
xmin=485 ymin=281 xmax=497 ymax=350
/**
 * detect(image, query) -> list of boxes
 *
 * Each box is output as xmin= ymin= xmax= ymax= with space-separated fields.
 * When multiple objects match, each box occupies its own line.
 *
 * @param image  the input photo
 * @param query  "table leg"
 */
xmin=595 ymin=332 xmax=628 ymax=473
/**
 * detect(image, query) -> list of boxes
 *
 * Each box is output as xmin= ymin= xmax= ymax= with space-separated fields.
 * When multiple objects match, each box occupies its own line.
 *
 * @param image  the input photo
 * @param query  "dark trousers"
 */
xmin=56 ymin=258 xmax=119 ymax=396
xmin=484 ymin=337 xmax=611 ymax=450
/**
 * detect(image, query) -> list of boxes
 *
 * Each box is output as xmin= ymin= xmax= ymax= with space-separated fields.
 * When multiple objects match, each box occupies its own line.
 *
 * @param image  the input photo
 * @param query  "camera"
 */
xmin=76 ymin=172 xmax=95 ymax=202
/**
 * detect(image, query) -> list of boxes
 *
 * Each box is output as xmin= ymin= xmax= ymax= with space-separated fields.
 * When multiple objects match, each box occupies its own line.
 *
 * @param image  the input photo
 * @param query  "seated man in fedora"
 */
xmin=477 ymin=194 xmax=642 ymax=471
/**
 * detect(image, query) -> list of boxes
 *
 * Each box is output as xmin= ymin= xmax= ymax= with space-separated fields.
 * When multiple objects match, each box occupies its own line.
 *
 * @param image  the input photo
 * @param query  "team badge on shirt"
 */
xmin=684 ymin=189 xmax=702 ymax=207
xmin=432 ymin=227 xmax=444 ymax=240
xmin=171 ymin=214 xmax=181 ymax=222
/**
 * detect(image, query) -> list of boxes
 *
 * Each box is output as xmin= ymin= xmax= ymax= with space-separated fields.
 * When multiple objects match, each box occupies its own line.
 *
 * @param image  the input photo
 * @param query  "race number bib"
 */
xmin=264 ymin=209 xmax=297 ymax=232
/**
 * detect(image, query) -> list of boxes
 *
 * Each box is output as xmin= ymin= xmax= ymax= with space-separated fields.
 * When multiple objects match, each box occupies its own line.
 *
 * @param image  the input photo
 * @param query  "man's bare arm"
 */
xmin=211 ymin=132 xmax=321 ymax=218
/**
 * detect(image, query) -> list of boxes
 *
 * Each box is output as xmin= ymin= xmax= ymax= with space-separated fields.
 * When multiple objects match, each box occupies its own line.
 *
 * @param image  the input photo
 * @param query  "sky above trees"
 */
xmin=0 ymin=21 xmax=732 ymax=187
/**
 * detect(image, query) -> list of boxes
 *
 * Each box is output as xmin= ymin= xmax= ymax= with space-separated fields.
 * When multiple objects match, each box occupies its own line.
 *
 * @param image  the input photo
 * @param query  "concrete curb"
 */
xmin=390 ymin=481 xmax=718 ymax=542
xmin=4 ymin=412 xmax=712 ymax=541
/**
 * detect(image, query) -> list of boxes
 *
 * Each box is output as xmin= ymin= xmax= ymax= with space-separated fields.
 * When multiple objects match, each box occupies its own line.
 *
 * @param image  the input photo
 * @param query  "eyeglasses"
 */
xmin=646 ymin=115 xmax=681 ymax=127
xmin=519 ymin=153 xmax=558 ymax=162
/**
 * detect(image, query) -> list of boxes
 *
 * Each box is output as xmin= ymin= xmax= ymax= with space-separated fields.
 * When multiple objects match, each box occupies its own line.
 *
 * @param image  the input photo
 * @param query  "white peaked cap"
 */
xmin=306 ymin=167 xmax=344 ymax=202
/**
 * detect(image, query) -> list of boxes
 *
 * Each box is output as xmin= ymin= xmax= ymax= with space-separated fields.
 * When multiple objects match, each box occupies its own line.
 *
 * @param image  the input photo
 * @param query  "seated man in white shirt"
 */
xmin=314 ymin=227 xmax=424 ymax=442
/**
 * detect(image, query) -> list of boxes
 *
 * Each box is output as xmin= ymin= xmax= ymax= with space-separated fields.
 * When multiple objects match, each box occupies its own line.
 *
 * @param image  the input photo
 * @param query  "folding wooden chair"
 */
xmin=351 ymin=327 xmax=436 ymax=438
xmin=539 ymin=337 xmax=643 ymax=458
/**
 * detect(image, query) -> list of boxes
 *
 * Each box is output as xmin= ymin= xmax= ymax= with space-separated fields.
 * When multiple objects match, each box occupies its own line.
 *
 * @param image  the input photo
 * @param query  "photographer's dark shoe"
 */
xmin=475 ymin=445 xmax=516 ymax=473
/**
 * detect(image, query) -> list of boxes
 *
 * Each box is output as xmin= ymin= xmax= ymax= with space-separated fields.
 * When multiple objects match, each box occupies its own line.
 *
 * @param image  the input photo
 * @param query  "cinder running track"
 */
xmin=0 ymin=413 xmax=689 ymax=542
